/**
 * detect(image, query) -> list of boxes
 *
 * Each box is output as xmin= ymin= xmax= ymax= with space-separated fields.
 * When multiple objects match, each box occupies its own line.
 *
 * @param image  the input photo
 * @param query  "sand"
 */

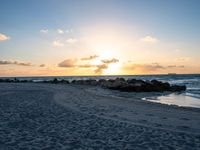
xmin=0 ymin=83 xmax=200 ymax=150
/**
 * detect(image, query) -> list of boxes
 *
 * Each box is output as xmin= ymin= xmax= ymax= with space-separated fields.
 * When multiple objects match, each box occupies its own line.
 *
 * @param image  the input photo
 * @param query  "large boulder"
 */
xmin=83 ymin=79 xmax=98 ymax=86
xmin=88 ymin=80 xmax=98 ymax=86
xmin=150 ymin=80 xmax=171 ymax=92
xmin=60 ymin=79 xmax=70 ymax=84
xmin=100 ymin=80 xmax=113 ymax=88
xmin=108 ymin=78 xmax=128 ymax=90
xmin=170 ymin=85 xmax=186 ymax=92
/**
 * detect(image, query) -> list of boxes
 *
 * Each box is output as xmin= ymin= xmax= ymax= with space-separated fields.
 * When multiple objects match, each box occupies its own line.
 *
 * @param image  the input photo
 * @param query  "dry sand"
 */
xmin=0 ymin=83 xmax=200 ymax=150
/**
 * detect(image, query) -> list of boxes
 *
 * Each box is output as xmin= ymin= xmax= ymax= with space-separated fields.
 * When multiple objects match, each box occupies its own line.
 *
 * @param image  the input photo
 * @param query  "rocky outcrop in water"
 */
xmin=70 ymin=78 xmax=186 ymax=92
xmin=0 ymin=77 xmax=186 ymax=92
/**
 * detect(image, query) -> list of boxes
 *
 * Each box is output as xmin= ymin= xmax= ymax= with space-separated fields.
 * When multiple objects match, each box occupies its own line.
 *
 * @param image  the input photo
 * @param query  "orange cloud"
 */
xmin=81 ymin=55 xmax=99 ymax=60
xmin=0 ymin=60 xmax=32 ymax=66
xmin=123 ymin=63 xmax=165 ymax=73
xmin=58 ymin=59 xmax=77 ymax=67
xmin=58 ymin=57 xmax=119 ymax=74
xmin=101 ymin=58 xmax=119 ymax=64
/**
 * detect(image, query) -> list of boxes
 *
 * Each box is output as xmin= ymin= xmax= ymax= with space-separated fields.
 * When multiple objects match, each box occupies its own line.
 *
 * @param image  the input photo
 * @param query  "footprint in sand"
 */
xmin=162 ymin=117 xmax=167 ymax=120
xmin=133 ymin=112 xmax=138 ymax=115
xmin=138 ymin=119 xmax=148 ymax=123
xmin=177 ymin=125 xmax=190 ymax=130
xmin=145 ymin=114 xmax=154 ymax=117
xmin=180 ymin=118 xmax=190 ymax=121
xmin=154 ymin=123 xmax=162 ymax=127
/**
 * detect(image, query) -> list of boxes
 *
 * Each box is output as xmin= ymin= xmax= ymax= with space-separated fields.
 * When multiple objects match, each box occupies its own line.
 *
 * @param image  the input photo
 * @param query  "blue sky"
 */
xmin=0 ymin=0 xmax=200 ymax=76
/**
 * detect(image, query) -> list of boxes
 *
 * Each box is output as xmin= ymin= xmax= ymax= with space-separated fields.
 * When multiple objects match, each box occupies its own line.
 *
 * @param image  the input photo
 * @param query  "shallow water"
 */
xmin=143 ymin=93 xmax=200 ymax=108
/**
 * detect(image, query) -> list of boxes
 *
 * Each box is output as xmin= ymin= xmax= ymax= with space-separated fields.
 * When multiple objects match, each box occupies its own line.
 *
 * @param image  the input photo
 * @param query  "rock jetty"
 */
xmin=0 ymin=77 xmax=186 ymax=92
xmin=70 ymin=78 xmax=186 ymax=92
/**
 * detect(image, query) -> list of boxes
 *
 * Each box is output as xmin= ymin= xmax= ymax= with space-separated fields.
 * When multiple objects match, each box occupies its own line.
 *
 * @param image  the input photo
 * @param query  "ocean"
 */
xmin=1 ymin=74 xmax=200 ymax=108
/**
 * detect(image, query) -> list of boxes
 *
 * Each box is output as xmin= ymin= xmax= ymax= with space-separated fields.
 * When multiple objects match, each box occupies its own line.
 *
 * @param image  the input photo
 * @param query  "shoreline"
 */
xmin=1 ymin=83 xmax=200 ymax=149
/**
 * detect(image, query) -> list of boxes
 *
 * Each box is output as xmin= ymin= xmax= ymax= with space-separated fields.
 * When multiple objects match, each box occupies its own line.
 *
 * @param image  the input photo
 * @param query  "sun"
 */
xmin=89 ymin=45 xmax=122 ymax=75
xmin=103 ymin=63 xmax=121 ymax=75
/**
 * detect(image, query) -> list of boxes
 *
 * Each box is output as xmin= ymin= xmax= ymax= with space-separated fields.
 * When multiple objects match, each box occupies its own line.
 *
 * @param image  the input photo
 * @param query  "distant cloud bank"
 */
xmin=123 ymin=62 xmax=185 ymax=73
xmin=58 ymin=56 xmax=119 ymax=74
xmin=0 ymin=60 xmax=32 ymax=66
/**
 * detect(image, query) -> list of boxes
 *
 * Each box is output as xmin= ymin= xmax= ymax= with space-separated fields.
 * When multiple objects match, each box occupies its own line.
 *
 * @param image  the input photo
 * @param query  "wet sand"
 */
xmin=0 ymin=83 xmax=200 ymax=149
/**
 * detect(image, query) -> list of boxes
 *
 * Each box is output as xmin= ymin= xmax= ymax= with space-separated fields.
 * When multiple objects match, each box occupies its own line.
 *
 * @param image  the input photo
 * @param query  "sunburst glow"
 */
xmin=103 ymin=63 xmax=121 ymax=75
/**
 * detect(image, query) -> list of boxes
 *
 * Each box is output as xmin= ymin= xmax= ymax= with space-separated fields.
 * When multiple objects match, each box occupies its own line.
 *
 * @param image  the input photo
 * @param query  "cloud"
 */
xmin=40 ymin=29 xmax=48 ymax=33
xmin=58 ymin=57 xmax=119 ymax=74
xmin=81 ymin=55 xmax=99 ymax=61
xmin=78 ymin=64 xmax=95 ymax=68
xmin=66 ymin=29 xmax=73 ymax=33
xmin=53 ymin=40 xmax=64 ymax=47
xmin=57 ymin=29 xmax=64 ymax=34
xmin=125 ymin=63 xmax=165 ymax=72
xmin=101 ymin=58 xmax=119 ymax=64
xmin=141 ymin=35 xmax=158 ymax=44
xmin=175 ymin=57 xmax=190 ymax=62
xmin=0 ymin=33 xmax=10 ymax=41
xmin=58 ymin=59 xmax=95 ymax=68
xmin=58 ymin=59 xmax=77 ymax=67
xmin=124 ymin=62 xmax=186 ymax=73
xmin=168 ymin=65 xmax=184 ymax=68
xmin=66 ymin=38 xmax=78 ymax=44
xmin=95 ymin=64 xmax=108 ymax=74
xmin=39 ymin=64 xmax=45 ymax=67
xmin=95 ymin=58 xmax=119 ymax=74
xmin=0 ymin=60 xmax=32 ymax=66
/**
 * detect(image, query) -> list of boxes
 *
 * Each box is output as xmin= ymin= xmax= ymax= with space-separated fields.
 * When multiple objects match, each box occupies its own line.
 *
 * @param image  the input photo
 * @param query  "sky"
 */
xmin=0 ymin=0 xmax=200 ymax=76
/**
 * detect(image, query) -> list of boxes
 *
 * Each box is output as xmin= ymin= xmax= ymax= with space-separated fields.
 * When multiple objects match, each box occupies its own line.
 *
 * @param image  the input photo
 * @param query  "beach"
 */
xmin=0 ymin=83 xmax=200 ymax=150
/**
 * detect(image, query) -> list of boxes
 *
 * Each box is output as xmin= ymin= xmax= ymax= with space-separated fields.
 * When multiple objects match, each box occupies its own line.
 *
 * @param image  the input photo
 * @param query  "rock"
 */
xmin=128 ymin=79 xmax=146 ymax=86
xmin=60 ymin=79 xmax=70 ymax=84
xmin=98 ymin=79 xmax=107 ymax=84
xmin=100 ymin=80 xmax=113 ymax=88
xmin=71 ymin=79 xmax=98 ymax=86
xmin=71 ymin=80 xmax=76 ymax=84
xmin=170 ymin=85 xmax=186 ymax=92
xmin=151 ymin=80 xmax=171 ymax=92
xmin=52 ymin=78 xmax=58 ymax=83
xmin=107 ymin=78 xmax=128 ymax=90
xmin=98 ymin=79 xmax=107 ymax=87
xmin=88 ymin=80 xmax=98 ymax=86
xmin=72 ymin=80 xmax=84 ymax=84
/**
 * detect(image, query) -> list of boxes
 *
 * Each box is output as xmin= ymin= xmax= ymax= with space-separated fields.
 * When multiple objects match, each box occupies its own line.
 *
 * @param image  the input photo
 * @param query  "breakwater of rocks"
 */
xmin=0 ymin=77 xmax=186 ymax=92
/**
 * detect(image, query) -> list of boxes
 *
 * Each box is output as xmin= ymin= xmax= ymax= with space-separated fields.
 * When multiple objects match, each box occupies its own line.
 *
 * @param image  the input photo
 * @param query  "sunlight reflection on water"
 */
xmin=144 ymin=93 xmax=200 ymax=108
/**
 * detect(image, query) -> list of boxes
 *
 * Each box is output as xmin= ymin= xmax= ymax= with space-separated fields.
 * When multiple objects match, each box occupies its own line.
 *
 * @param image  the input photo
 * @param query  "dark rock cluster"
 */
xmin=0 ymin=77 xmax=186 ymax=92
xmin=42 ymin=78 xmax=70 ymax=84
xmin=70 ymin=78 xmax=186 ymax=92
xmin=0 ymin=78 xmax=30 ymax=83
